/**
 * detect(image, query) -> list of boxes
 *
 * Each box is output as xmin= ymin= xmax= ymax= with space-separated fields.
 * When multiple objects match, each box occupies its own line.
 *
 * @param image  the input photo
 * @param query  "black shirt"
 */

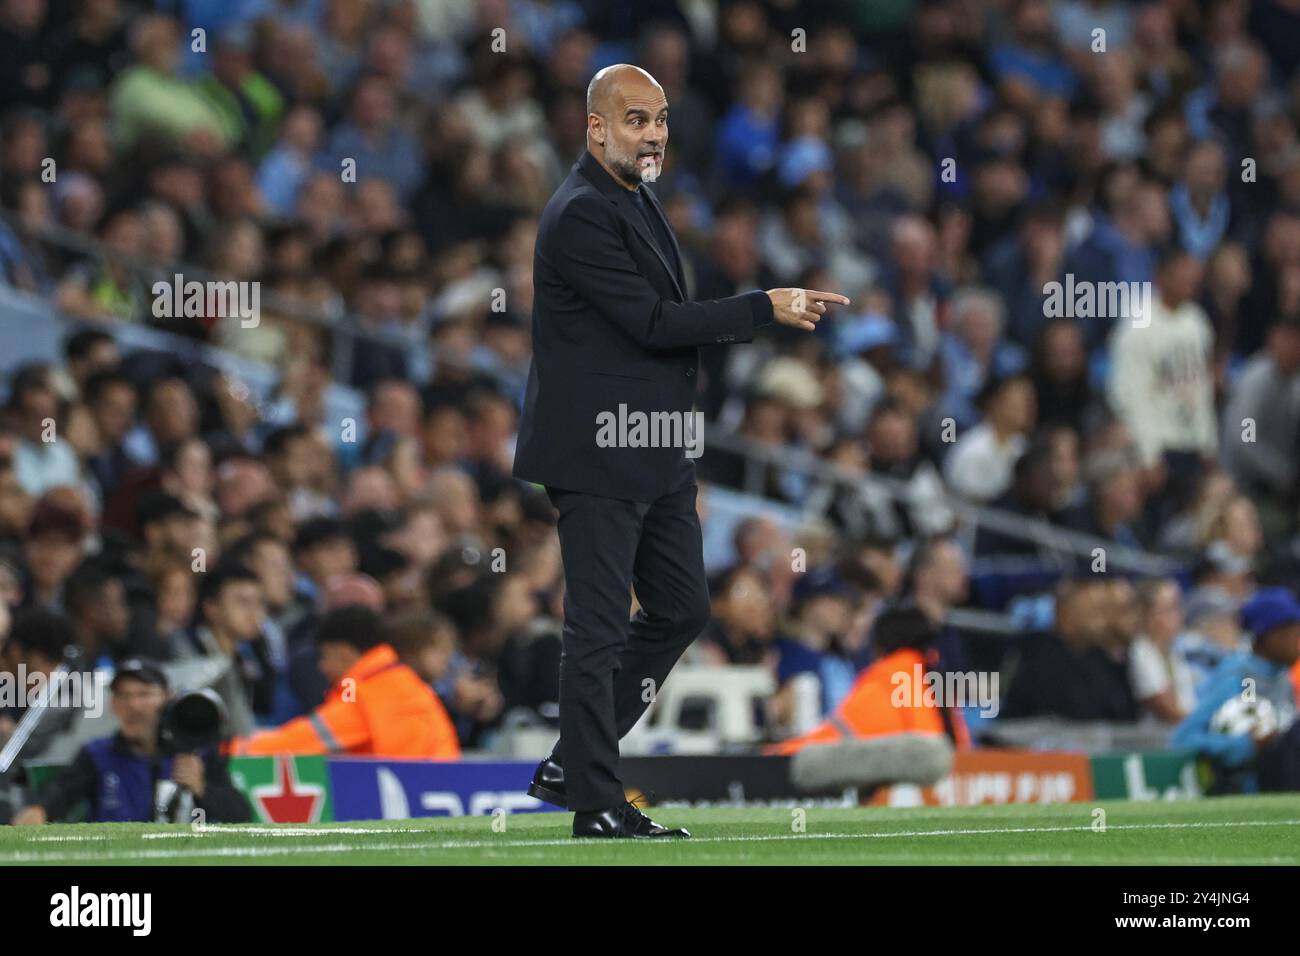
xmin=1003 ymin=632 xmax=1138 ymax=721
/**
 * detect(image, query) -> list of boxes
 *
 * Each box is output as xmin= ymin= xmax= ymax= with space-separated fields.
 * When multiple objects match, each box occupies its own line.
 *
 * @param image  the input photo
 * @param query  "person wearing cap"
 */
xmin=772 ymin=565 xmax=876 ymax=725
xmin=12 ymin=660 xmax=251 ymax=824
xmin=1171 ymin=587 xmax=1300 ymax=792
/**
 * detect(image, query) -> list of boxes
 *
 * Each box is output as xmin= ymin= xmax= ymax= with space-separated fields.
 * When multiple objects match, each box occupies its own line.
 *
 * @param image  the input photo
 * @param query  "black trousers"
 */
xmin=545 ymin=481 xmax=711 ymax=811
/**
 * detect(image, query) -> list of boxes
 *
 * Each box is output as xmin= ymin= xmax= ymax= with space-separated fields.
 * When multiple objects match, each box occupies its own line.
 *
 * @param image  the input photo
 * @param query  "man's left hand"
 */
xmin=171 ymin=753 xmax=206 ymax=797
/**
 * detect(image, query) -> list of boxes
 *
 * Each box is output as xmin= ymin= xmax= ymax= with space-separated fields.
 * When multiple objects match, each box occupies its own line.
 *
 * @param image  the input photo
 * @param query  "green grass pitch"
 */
xmin=3 ymin=795 xmax=1297 ymax=865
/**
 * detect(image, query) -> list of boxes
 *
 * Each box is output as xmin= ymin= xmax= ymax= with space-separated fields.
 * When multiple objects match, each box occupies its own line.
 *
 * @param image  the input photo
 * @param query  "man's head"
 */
xmin=1266 ymin=317 xmax=1300 ymax=374
xmin=710 ymin=565 xmax=772 ymax=638
xmin=293 ymin=517 xmax=358 ymax=589
xmin=83 ymin=370 xmax=136 ymax=447
xmin=1103 ymin=577 xmax=1141 ymax=649
xmin=316 ymin=604 xmax=385 ymax=686
xmin=63 ymin=327 xmax=119 ymax=391
xmin=585 ymin=64 xmax=668 ymax=188
xmin=907 ymin=536 xmax=969 ymax=613
xmin=1155 ymin=244 xmax=1203 ymax=308
xmin=386 ymin=609 xmax=456 ymax=684
xmin=1055 ymin=578 xmax=1110 ymax=649
xmin=263 ymin=424 xmax=316 ymax=489
xmin=977 ymin=372 xmax=1037 ymax=436
xmin=137 ymin=491 xmax=201 ymax=560
xmin=142 ymin=376 xmax=198 ymax=448
xmin=1010 ymin=439 xmax=1057 ymax=513
xmin=1241 ymin=587 xmax=1300 ymax=667
xmin=199 ymin=564 xmax=265 ymax=642
xmin=24 ymin=498 xmax=87 ymax=593
xmin=230 ymin=531 xmax=294 ymax=612
xmin=791 ymin=567 xmax=858 ymax=644
xmin=8 ymin=606 xmax=76 ymax=674
xmin=109 ymin=659 xmax=169 ymax=746
xmin=870 ymin=603 xmax=939 ymax=655
xmin=64 ymin=558 xmax=130 ymax=649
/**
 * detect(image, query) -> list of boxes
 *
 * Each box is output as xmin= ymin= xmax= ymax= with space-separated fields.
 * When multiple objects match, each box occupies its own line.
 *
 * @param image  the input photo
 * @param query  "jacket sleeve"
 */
xmin=1169 ymin=671 xmax=1256 ymax=768
xmin=430 ymin=694 xmax=462 ymax=759
xmin=233 ymin=696 xmax=370 ymax=756
xmin=548 ymin=196 xmax=773 ymax=350
xmin=195 ymin=752 xmax=253 ymax=822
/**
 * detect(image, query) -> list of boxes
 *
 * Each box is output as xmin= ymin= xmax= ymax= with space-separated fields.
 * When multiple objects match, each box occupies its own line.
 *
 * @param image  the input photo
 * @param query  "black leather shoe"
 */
xmin=572 ymin=802 xmax=691 ymax=839
xmin=527 ymin=756 xmax=567 ymax=809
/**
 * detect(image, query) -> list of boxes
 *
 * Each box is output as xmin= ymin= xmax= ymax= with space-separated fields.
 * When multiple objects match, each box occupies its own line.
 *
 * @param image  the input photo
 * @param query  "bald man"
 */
xmin=514 ymin=65 xmax=849 ymax=838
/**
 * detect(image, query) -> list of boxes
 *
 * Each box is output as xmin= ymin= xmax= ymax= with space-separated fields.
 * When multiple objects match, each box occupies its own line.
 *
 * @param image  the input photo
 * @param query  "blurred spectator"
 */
xmin=1219 ymin=317 xmax=1300 ymax=534
xmin=1172 ymin=587 xmax=1300 ymax=792
xmin=943 ymin=372 xmax=1036 ymax=503
xmin=1004 ymin=578 xmax=1138 ymax=721
xmin=1129 ymin=577 xmax=1196 ymax=723
xmin=171 ymin=563 xmax=266 ymax=736
xmin=232 ymin=605 xmax=460 ymax=758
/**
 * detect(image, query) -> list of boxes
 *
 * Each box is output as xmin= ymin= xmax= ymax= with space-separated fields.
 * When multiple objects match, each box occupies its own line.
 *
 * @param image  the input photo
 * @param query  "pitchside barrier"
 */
xmin=17 ymin=747 xmax=1202 ymax=823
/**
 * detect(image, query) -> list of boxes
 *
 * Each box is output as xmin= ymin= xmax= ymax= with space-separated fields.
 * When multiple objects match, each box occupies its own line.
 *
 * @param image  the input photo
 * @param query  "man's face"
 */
xmin=252 ymin=541 xmax=294 ymax=609
xmin=148 ymin=380 xmax=198 ymax=445
xmin=93 ymin=383 xmax=136 ymax=446
xmin=210 ymin=581 xmax=265 ymax=640
xmin=25 ymin=532 xmax=81 ymax=590
xmin=88 ymin=579 xmax=130 ymax=643
xmin=801 ymin=594 xmax=852 ymax=639
xmin=1107 ymin=580 xmax=1141 ymax=645
xmin=302 ymin=538 xmax=357 ymax=586
xmin=592 ymin=71 xmax=668 ymax=187
xmin=157 ymin=512 xmax=200 ymax=557
xmin=1260 ymin=622 xmax=1300 ymax=667
xmin=111 ymin=678 xmax=167 ymax=743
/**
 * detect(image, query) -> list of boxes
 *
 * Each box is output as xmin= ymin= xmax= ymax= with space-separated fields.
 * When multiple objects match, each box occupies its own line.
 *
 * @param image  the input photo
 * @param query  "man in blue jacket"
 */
xmin=12 ymin=659 xmax=251 ymax=824
xmin=1172 ymin=588 xmax=1300 ymax=793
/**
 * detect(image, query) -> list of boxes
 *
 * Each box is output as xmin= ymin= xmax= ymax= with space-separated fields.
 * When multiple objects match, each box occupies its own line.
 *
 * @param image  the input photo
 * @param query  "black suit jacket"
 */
xmin=513 ymin=150 xmax=773 ymax=502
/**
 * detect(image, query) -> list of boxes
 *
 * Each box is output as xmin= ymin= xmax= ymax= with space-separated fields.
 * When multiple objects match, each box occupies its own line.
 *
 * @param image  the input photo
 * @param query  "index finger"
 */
xmin=805 ymin=290 xmax=850 ymax=306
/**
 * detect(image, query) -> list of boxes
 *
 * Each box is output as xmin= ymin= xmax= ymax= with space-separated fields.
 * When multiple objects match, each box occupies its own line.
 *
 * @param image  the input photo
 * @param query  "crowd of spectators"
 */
xmin=3 ymin=0 xmax=1300 ymax=796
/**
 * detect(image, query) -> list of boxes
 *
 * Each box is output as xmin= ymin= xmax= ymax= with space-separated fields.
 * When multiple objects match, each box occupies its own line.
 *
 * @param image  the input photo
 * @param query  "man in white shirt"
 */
xmin=1107 ymin=247 xmax=1216 ymax=483
xmin=944 ymin=373 xmax=1037 ymax=503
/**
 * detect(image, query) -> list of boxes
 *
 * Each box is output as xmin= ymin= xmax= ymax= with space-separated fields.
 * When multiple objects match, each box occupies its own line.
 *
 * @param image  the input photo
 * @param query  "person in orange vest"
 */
xmin=231 ymin=606 xmax=461 ymax=759
xmin=771 ymin=603 xmax=970 ymax=755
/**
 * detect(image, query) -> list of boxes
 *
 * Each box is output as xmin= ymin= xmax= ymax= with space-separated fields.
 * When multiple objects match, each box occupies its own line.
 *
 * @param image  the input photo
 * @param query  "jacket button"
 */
xmin=686 ymin=368 xmax=695 ymax=377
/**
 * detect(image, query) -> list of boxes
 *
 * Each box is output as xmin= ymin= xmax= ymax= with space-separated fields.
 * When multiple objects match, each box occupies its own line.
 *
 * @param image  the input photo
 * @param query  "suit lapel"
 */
xmin=640 ymin=184 xmax=688 ymax=295
xmin=576 ymin=152 xmax=686 ymax=302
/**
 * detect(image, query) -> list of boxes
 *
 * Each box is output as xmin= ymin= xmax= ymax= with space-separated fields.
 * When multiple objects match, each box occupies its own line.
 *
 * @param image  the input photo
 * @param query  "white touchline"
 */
xmin=3 ymin=818 xmax=1297 ymax=863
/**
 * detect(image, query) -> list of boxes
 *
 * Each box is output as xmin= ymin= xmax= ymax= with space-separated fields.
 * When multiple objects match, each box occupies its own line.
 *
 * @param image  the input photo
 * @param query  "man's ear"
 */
xmin=589 ymin=113 xmax=604 ymax=146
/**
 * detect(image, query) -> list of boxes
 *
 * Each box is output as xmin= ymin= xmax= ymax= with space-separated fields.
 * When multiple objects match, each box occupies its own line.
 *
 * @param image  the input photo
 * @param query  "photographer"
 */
xmin=11 ymin=659 xmax=251 ymax=824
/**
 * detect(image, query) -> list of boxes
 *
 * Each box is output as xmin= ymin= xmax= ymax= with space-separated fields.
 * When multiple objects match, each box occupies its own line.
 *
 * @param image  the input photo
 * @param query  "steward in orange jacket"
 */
xmin=232 ymin=607 xmax=460 ymax=759
xmin=771 ymin=604 xmax=970 ymax=755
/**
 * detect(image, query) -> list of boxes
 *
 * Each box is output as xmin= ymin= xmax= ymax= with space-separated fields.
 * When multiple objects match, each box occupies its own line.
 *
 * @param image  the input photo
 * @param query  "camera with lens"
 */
xmin=153 ymin=689 xmax=228 ymax=823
